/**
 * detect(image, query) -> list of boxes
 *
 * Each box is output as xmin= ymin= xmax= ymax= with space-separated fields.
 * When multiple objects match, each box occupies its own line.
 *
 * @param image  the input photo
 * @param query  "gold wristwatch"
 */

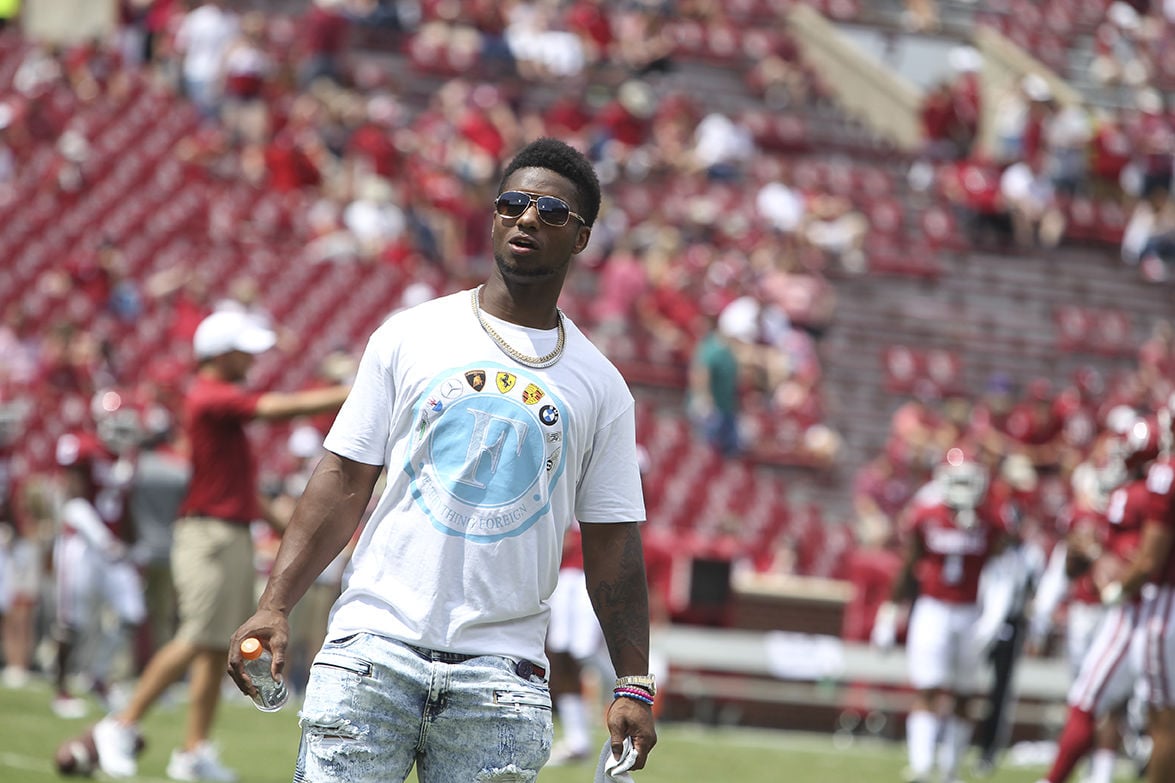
xmin=614 ymin=674 xmax=657 ymax=696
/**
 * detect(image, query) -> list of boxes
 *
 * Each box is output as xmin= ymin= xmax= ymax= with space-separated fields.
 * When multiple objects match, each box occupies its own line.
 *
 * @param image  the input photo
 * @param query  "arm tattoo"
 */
xmin=589 ymin=527 xmax=651 ymax=672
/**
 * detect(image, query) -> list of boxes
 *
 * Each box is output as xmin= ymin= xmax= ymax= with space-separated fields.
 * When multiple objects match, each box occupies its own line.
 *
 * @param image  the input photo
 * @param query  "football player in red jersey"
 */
xmin=1024 ymin=457 xmax=1125 ymax=780
xmin=1027 ymin=442 xmax=1115 ymax=677
xmin=50 ymin=423 xmax=146 ymax=718
xmin=0 ymin=388 xmax=37 ymax=688
xmin=1034 ymin=416 xmax=1158 ymax=783
xmin=1100 ymin=413 xmax=1175 ymax=783
xmin=872 ymin=446 xmax=1011 ymax=783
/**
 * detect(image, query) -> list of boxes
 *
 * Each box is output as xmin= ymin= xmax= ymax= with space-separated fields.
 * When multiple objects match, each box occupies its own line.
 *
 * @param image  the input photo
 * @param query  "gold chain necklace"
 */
xmin=471 ymin=287 xmax=566 ymax=369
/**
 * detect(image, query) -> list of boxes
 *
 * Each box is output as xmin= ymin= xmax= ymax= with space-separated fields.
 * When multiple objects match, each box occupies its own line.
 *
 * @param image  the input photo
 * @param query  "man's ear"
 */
xmin=572 ymin=225 xmax=592 ymax=255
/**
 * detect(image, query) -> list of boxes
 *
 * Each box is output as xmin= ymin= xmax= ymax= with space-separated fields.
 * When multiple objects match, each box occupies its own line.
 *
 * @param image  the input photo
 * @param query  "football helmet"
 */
xmin=0 ymin=383 xmax=31 ymax=448
xmin=91 ymin=389 xmax=143 ymax=455
xmin=934 ymin=446 xmax=989 ymax=513
xmin=56 ymin=430 xmax=108 ymax=468
xmin=1122 ymin=416 xmax=1162 ymax=472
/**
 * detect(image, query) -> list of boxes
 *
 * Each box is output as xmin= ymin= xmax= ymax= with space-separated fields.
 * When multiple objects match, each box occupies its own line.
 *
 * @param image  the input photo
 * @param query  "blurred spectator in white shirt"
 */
xmin=343 ymin=176 xmax=406 ymax=258
xmin=1091 ymin=2 xmax=1151 ymax=87
xmin=691 ymin=113 xmax=754 ymax=181
xmin=175 ymin=0 xmax=240 ymax=118
xmin=1000 ymin=155 xmax=1065 ymax=248
xmin=1122 ymin=178 xmax=1175 ymax=281
xmin=505 ymin=2 xmax=585 ymax=80
xmin=1043 ymin=104 xmax=1091 ymax=196
xmin=756 ymin=180 xmax=806 ymax=236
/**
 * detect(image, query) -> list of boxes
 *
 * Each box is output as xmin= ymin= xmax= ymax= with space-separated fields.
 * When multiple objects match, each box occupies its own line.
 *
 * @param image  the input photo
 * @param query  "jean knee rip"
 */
xmin=473 ymin=764 xmax=539 ymax=782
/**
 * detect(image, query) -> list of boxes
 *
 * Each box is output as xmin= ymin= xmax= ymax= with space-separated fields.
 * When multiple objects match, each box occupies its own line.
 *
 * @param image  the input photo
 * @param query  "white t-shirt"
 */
xmin=323 ymin=289 xmax=646 ymax=667
xmin=176 ymin=6 xmax=240 ymax=83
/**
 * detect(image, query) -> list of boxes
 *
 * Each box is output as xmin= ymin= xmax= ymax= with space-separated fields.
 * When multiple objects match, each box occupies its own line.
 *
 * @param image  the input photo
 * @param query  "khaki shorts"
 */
xmin=172 ymin=517 xmax=255 ymax=649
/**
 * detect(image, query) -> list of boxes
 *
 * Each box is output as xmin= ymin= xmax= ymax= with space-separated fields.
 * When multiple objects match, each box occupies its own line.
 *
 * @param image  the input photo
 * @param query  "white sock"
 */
xmin=937 ymin=716 xmax=972 ymax=781
xmin=907 ymin=710 xmax=938 ymax=778
xmin=1086 ymin=749 xmax=1116 ymax=783
xmin=556 ymin=693 xmax=590 ymax=752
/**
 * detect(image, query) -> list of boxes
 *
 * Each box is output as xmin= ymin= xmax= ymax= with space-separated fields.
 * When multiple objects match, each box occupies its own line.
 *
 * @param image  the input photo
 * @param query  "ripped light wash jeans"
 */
xmin=294 ymin=632 xmax=553 ymax=783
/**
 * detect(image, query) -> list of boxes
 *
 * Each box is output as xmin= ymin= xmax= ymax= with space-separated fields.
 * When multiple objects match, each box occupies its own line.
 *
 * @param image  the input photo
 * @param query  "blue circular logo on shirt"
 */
xmin=406 ymin=364 xmax=566 ymax=542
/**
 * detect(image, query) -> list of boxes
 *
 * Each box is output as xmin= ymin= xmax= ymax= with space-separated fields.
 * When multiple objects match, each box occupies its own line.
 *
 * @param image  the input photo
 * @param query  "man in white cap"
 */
xmin=88 ymin=309 xmax=351 ymax=782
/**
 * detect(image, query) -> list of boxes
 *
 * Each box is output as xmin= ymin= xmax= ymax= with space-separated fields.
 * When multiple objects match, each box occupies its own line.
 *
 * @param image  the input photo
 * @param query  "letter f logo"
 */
xmin=452 ymin=408 xmax=529 ymax=489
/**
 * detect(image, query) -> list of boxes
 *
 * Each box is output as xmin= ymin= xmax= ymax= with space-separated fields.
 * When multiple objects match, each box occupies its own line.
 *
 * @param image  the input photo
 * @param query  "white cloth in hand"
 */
xmin=594 ymin=736 xmax=638 ymax=783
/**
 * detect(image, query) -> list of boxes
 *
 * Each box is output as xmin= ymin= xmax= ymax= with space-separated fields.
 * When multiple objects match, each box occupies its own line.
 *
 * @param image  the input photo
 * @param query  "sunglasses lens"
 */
xmin=495 ymin=192 xmax=574 ymax=226
xmin=496 ymin=192 xmax=529 ymax=218
xmin=536 ymin=196 xmax=570 ymax=226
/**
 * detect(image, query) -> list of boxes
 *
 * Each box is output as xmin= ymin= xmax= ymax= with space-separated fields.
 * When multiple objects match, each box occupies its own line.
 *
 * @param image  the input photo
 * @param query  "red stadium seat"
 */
xmin=1064 ymin=195 xmax=1098 ymax=242
xmin=924 ymin=348 xmax=963 ymax=395
xmin=1054 ymin=304 xmax=1093 ymax=352
xmin=1090 ymin=309 xmax=1133 ymax=356
xmin=920 ymin=204 xmax=964 ymax=250
xmin=882 ymin=345 xmax=922 ymax=394
xmin=867 ymin=198 xmax=904 ymax=239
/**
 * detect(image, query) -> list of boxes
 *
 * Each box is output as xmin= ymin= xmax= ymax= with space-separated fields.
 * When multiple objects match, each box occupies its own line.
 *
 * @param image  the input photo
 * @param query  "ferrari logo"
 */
xmin=496 ymin=372 xmax=516 ymax=394
xmin=465 ymin=370 xmax=486 ymax=391
xmin=522 ymin=383 xmax=544 ymax=405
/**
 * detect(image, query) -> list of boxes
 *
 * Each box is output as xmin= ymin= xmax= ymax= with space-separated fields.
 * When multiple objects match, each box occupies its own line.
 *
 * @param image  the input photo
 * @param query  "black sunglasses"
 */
xmin=494 ymin=191 xmax=586 ymax=227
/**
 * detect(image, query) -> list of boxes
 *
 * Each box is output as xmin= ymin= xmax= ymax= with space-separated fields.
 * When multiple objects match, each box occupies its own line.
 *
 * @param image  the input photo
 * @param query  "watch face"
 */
xmin=617 ymin=675 xmax=656 ymax=695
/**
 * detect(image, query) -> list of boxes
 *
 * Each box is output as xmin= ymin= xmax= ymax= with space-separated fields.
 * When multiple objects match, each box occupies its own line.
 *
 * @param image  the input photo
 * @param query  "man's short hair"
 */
xmin=499 ymin=137 xmax=601 ymax=226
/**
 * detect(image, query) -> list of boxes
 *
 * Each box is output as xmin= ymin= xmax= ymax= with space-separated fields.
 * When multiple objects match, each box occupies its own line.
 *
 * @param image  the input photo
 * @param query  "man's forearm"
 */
xmin=581 ymin=521 xmax=651 ymax=676
xmin=258 ymin=453 xmax=377 ymax=615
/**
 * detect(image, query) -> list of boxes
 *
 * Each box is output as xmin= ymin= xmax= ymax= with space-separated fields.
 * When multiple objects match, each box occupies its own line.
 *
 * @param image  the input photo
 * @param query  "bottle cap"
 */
xmin=240 ymin=637 xmax=264 ymax=660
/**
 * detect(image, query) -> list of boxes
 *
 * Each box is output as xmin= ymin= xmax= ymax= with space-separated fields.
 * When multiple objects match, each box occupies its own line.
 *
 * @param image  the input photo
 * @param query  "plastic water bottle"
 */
xmin=240 ymin=637 xmax=288 ymax=712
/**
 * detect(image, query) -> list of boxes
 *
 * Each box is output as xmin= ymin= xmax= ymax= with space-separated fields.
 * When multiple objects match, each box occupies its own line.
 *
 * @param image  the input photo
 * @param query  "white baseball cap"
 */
xmin=193 ymin=310 xmax=277 ymax=360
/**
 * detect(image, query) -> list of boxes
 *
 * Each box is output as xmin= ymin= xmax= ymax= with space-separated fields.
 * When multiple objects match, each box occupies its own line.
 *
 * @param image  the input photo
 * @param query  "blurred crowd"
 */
xmin=915 ymin=1 xmax=1175 ymax=283
xmin=0 ymin=0 xmax=867 ymax=477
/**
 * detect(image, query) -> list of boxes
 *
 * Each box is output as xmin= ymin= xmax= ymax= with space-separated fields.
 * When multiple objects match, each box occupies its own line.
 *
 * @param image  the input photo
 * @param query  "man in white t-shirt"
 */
xmin=228 ymin=138 xmax=658 ymax=782
xmin=174 ymin=0 xmax=240 ymax=118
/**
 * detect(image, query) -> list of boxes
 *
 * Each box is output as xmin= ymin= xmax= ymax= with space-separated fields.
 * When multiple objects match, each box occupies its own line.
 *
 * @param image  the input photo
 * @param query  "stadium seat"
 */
xmin=1090 ymin=309 xmax=1133 ymax=356
xmin=882 ymin=345 xmax=922 ymax=394
xmin=1054 ymin=304 xmax=1093 ymax=352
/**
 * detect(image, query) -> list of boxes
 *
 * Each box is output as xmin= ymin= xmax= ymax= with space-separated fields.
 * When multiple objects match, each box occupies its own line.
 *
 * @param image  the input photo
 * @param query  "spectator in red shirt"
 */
xmin=594 ymin=79 xmax=655 ymax=151
xmin=938 ymin=157 xmax=1011 ymax=246
xmin=264 ymin=101 xmax=326 ymax=192
xmin=920 ymin=60 xmax=978 ymax=163
xmin=1005 ymin=377 xmax=1066 ymax=469
xmin=297 ymin=0 xmax=351 ymax=87
xmin=345 ymin=94 xmax=402 ymax=180
xmin=636 ymin=259 xmax=702 ymax=365
xmin=88 ymin=310 xmax=350 ymax=781
xmin=1089 ymin=108 xmax=1132 ymax=197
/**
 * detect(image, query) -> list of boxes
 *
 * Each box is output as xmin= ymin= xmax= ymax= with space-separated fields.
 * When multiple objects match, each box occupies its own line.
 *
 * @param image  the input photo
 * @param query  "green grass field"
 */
xmin=0 ymin=678 xmax=1067 ymax=782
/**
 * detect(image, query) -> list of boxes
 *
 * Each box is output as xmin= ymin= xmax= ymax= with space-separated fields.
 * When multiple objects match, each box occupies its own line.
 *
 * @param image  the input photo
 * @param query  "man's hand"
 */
xmin=605 ymin=696 xmax=657 ymax=771
xmin=226 ymin=608 xmax=290 ymax=699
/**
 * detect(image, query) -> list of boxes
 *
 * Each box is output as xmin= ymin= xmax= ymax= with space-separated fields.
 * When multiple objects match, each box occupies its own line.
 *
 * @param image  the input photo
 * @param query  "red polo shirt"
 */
xmin=178 ymin=375 xmax=264 ymax=525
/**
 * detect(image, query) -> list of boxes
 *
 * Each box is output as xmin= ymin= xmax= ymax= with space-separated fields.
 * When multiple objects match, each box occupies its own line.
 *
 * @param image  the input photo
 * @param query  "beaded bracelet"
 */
xmin=613 ymin=687 xmax=655 ymax=706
